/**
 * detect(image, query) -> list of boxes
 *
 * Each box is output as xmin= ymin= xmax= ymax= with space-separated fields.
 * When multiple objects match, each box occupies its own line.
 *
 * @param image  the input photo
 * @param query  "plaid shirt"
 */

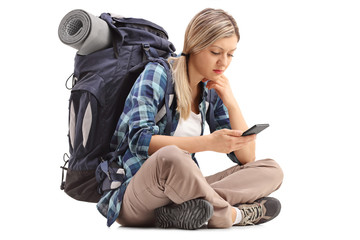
xmin=97 ymin=62 xmax=240 ymax=226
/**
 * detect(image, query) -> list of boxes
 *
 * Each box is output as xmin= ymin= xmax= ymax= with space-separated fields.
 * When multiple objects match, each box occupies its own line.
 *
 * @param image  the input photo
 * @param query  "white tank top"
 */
xmin=173 ymin=111 xmax=202 ymax=137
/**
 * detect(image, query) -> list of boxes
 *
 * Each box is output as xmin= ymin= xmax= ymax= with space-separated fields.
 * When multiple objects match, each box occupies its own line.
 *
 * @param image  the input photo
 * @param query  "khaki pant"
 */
xmin=117 ymin=145 xmax=283 ymax=228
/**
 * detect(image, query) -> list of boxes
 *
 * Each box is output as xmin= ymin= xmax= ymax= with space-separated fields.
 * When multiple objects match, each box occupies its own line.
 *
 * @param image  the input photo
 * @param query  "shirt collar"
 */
xmin=200 ymin=80 xmax=209 ymax=101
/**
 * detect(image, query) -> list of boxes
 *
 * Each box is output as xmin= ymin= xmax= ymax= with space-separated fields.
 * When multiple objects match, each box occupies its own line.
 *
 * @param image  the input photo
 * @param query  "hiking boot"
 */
xmin=154 ymin=198 xmax=213 ymax=230
xmin=235 ymin=197 xmax=281 ymax=226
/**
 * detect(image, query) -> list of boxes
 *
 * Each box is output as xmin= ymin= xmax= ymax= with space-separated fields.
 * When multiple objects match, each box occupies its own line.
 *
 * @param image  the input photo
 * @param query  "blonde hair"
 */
xmin=169 ymin=8 xmax=240 ymax=119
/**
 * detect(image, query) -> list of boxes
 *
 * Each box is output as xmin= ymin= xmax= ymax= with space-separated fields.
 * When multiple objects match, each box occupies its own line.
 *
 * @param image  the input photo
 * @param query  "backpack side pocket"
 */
xmin=65 ymin=73 xmax=105 ymax=202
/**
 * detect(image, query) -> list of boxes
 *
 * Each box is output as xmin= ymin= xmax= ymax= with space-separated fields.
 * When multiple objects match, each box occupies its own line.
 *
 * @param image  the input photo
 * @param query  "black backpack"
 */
xmin=60 ymin=13 xmax=177 ymax=203
xmin=60 ymin=12 xmax=219 ymax=204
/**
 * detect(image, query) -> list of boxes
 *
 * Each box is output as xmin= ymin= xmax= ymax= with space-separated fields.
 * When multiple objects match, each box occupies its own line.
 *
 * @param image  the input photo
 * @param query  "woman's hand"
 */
xmin=206 ymin=129 xmax=256 ymax=154
xmin=203 ymin=75 xmax=236 ymax=109
xmin=203 ymin=75 xmax=256 ymax=164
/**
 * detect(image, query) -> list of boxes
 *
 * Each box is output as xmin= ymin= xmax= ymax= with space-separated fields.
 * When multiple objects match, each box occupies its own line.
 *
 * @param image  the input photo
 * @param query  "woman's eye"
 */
xmin=211 ymin=51 xmax=221 ymax=55
xmin=228 ymin=53 xmax=234 ymax=57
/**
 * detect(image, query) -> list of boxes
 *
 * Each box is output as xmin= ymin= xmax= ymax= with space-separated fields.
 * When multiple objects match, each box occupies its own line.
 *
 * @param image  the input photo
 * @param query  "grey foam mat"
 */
xmin=58 ymin=9 xmax=112 ymax=55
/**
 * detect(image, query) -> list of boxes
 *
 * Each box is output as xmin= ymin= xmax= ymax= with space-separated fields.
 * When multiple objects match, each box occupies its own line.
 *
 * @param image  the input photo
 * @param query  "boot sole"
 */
xmin=154 ymin=199 xmax=213 ymax=230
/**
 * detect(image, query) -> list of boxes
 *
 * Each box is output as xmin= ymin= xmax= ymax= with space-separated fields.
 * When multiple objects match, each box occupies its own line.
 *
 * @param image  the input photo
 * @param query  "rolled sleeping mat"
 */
xmin=58 ymin=9 xmax=112 ymax=55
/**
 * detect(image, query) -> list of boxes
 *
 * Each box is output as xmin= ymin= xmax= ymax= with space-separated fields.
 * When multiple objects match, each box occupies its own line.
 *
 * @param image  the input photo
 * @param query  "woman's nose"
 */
xmin=217 ymin=55 xmax=227 ymax=67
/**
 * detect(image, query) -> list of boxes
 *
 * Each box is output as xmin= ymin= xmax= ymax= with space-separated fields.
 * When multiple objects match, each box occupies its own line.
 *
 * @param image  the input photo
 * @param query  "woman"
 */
xmin=97 ymin=8 xmax=283 ymax=229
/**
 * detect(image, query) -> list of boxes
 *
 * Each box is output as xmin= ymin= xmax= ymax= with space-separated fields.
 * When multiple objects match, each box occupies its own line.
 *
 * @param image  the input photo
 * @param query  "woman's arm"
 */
xmin=148 ymin=129 xmax=255 ymax=157
xmin=205 ymin=76 xmax=256 ymax=164
xmin=148 ymin=135 xmax=206 ymax=155
xmin=226 ymin=103 xmax=256 ymax=164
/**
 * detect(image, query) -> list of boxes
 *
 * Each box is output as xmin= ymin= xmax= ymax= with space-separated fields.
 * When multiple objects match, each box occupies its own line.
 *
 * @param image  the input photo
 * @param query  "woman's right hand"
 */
xmin=206 ymin=129 xmax=256 ymax=154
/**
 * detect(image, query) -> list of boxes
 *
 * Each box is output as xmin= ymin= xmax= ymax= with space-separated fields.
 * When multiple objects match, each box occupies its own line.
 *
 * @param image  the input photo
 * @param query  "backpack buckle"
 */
xmin=142 ymin=43 xmax=150 ymax=51
xmin=60 ymin=153 xmax=70 ymax=190
xmin=142 ymin=43 xmax=151 ymax=59
xmin=142 ymin=43 xmax=159 ymax=59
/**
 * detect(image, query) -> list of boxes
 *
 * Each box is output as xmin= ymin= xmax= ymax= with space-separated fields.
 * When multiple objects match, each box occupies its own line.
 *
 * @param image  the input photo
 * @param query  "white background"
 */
xmin=1 ymin=0 xmax=359 ymax=239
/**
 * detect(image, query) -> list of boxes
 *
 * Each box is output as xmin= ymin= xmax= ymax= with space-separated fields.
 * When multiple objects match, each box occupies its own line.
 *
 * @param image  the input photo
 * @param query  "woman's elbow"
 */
xmin=238 ymin=155 xmax=256 ymax=165
xmin=235 ymin=151 xmax=256 ymax=164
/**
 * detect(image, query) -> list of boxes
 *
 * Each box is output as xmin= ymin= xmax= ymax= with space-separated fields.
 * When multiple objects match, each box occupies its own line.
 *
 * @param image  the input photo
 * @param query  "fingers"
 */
xmin=205 ymin=80 xmax=216 ymax=90
xmin=206 ymin=79 xmax=223 ymax=89
xmin=218 ymin=129 xmax=256 ymax=151
xmin=221 ymin=128 xmax=243 ymax=137
xmin=228 ymin=134 xmax=255 ymax=153
xmin=239 ymin=134 xmax=256 ymax=143
xmin=218 ymin=129 xmax=257 ymax=139
xmin=210 ymin=129 xmax=256 ymax=154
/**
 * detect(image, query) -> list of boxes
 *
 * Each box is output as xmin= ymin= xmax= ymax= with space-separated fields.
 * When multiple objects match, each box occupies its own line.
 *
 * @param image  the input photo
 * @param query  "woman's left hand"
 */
xmin=202 ymin=75 xmax=236 ymax=108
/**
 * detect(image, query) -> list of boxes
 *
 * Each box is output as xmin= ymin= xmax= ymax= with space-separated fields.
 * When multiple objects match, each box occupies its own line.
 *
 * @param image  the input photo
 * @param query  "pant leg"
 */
xmin=205 ymin=159 xmax=284 ymax=205
xmin=117 ymin=145 xmax=233 ymax=228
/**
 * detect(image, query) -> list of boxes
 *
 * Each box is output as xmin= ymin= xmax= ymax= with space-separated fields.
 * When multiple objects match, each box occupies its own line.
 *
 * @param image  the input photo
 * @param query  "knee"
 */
xmin=265 ymin=158 xmax=284 ymax=187
xmin=154 ymin=145 xmax=194 ymax=169
xmin=257 ymin=158 xmax=284 ymax=187
xmin=155 ymin=145 xmax=189 ymax=160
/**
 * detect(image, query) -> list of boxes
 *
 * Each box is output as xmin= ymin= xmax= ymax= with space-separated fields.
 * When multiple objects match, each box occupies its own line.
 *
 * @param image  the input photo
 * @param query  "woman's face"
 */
xmin=189 ymin=35 xmax=238 ymax=82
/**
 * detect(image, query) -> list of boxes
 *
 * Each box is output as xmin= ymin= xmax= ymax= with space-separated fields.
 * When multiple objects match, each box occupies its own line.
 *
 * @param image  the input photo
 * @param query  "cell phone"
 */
xmin=242 ymin=124 xmax=269 ymax=136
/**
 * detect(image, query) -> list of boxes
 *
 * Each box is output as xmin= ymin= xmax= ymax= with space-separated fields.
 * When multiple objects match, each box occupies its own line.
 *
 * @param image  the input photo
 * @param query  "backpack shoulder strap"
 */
xmin=151 ymin=58 xmax=174 ymax=135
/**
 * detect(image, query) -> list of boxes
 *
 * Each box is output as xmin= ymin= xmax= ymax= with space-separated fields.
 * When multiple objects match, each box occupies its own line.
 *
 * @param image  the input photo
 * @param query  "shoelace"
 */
xmin=239 ymin=202 xmax=264 ymax=225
